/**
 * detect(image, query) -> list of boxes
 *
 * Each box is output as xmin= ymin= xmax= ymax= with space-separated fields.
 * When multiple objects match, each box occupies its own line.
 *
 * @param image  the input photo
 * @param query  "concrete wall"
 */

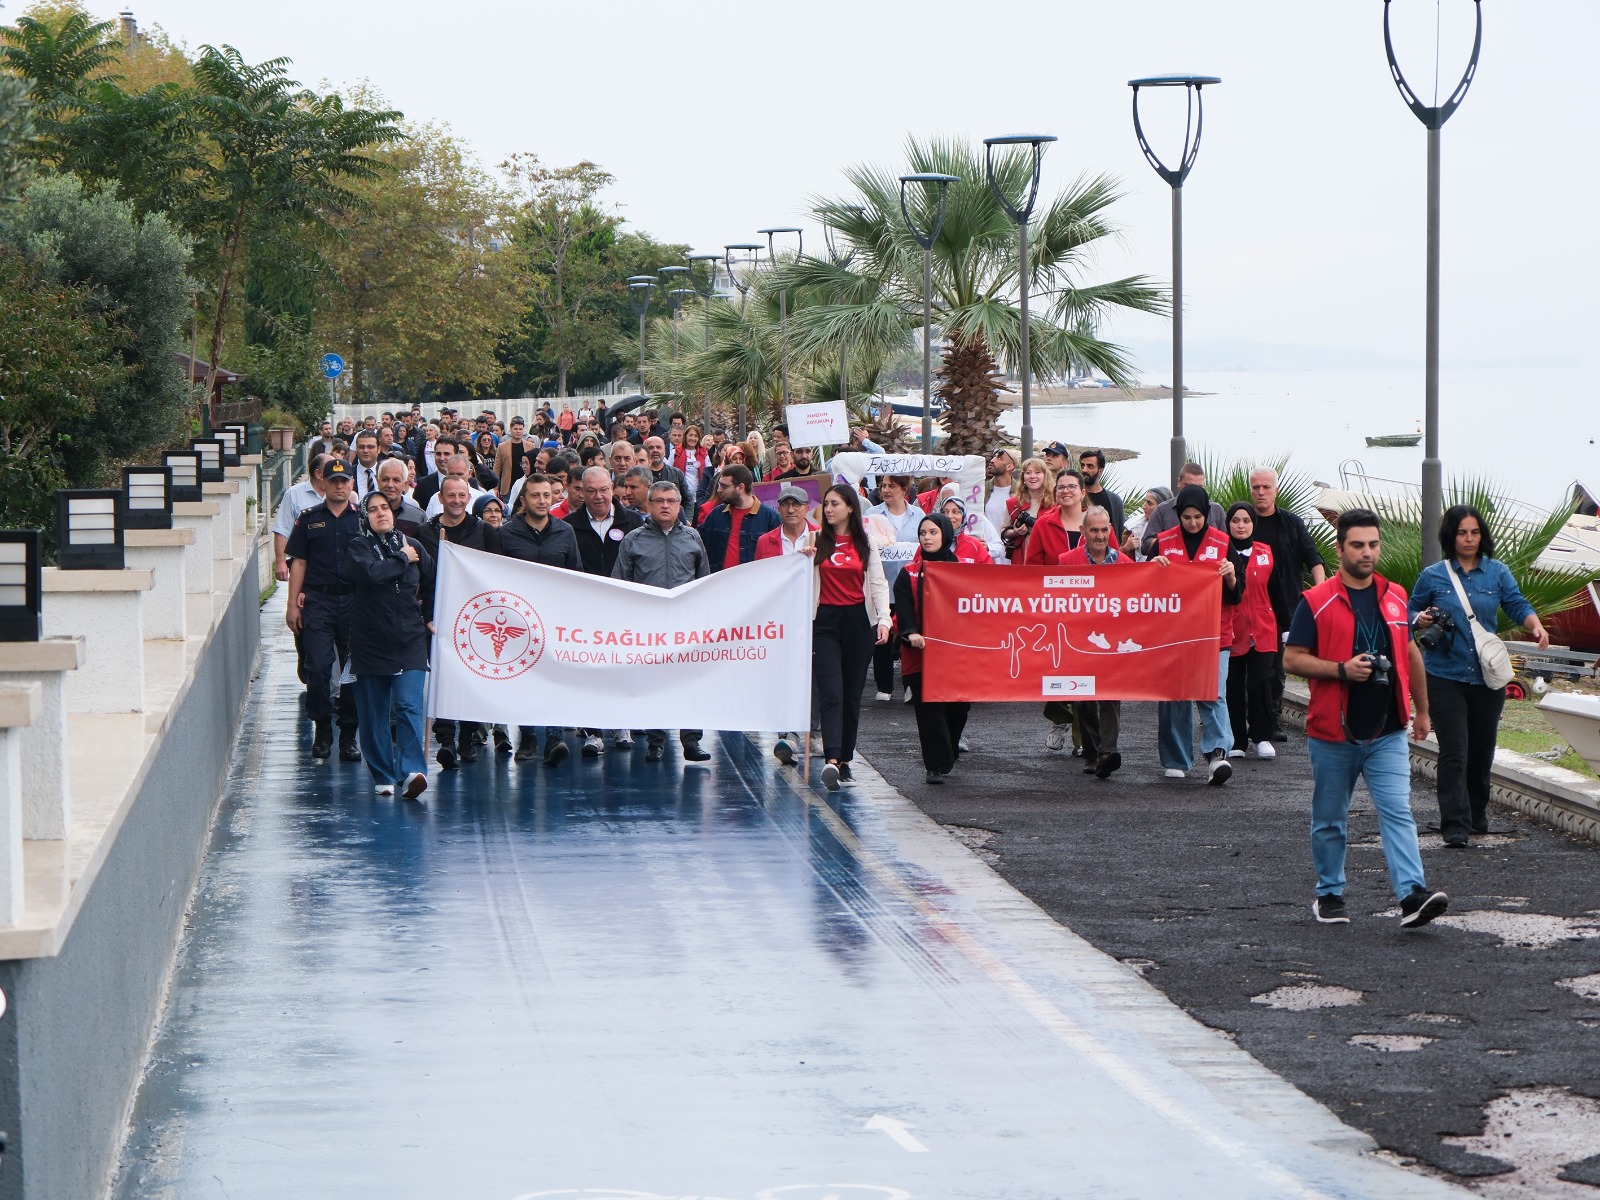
xmin=0 ymin=549 xmax=259 ymax=1200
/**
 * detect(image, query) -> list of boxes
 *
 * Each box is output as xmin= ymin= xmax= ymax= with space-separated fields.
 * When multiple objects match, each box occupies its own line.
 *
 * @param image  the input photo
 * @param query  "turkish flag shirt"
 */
xmin=818 ymin=537 xmax=867 ymax=606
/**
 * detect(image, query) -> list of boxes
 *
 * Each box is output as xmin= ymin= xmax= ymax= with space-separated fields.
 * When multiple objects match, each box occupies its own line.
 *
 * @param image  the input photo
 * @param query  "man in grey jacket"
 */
xmin=1140 ymin=461 xmax=1227 ymax=558
xmin=612 ymin=481 xmax=712 ymax=763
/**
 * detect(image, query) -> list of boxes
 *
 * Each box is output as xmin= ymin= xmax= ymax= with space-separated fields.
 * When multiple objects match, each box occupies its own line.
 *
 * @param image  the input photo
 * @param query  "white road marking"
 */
xmin=864 ymin=1114 xmax=929 ymax=1154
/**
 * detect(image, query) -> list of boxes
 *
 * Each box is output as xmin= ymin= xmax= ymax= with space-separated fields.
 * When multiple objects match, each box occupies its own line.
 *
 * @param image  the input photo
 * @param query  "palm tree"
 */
xmin=778 ymin=136 xmax=1168 ymax=454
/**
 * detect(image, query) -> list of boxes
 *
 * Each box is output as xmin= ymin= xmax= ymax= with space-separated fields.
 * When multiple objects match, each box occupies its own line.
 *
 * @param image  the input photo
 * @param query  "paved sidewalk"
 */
xmin=113 ymin=612 xmax=1467 ymax=1200
xmin=852 ymin=689 xmax=1600 ymax=1192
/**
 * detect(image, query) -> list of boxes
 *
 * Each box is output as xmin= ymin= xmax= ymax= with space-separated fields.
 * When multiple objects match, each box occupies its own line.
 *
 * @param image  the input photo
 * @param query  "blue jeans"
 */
xmin=1157 ymin=650 xmax=1233 ymax=770
xmin=1307 ymin=731 xmax=1427 ymax=901
xmin=354 ymin=671 xmax=428 ymax=785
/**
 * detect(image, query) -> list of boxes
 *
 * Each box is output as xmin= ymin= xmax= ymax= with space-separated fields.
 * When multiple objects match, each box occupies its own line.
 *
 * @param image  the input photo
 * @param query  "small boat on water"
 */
xmin=1365 ymin=433 xmax=1422 ymax=447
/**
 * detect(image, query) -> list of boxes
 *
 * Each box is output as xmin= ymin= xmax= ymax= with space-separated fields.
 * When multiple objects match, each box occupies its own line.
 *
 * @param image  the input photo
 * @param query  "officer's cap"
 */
xmin=321 ymin=459 xmax=353 ymax=481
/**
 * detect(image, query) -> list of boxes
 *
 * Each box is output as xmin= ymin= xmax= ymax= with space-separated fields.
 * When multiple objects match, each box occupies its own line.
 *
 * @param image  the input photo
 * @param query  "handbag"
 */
xmin=1443 ymin=563 xmax=1514 ymax=690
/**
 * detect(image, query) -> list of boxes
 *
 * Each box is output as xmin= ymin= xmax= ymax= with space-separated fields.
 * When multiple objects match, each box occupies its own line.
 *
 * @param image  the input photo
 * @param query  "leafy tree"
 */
xmin=0 ymin=173 xmax=192 ymax=483
xmin=321 ymin=113 xmax=521 ymax=399
xmin=0 ymin=244 xmax=123 ymax=529
xmin=0 ymin=75 xmax=31 ymax=202
xmin=783 ymin=136 xmax=1167 ymax=453
xmin=57 ymin=78 xmax=198 ymax=219
xmin=183 ymin=45 xmax=400 ymax=404
xmin=501 ymin=156 xmax=621 ymax=398
xmin=0 ymin=8 xmax=119 ymax=164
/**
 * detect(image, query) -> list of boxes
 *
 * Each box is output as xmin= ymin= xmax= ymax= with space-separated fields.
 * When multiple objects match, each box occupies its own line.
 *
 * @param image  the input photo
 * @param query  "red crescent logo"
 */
xmin=454 ymin=591 xmax=544 ymax=679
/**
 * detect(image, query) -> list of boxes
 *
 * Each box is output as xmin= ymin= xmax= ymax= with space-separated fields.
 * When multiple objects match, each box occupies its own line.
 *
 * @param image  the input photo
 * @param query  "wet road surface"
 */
xmin=113 ymin=612 xmax=1466 ymax=1200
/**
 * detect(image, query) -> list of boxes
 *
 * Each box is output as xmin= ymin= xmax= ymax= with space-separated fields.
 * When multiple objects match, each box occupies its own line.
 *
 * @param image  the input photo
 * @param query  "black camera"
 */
xmin=1414 ymin=606 xmax=1456 ymax=651
xmin=1363 ymin=653 xmax=1393 ymax=687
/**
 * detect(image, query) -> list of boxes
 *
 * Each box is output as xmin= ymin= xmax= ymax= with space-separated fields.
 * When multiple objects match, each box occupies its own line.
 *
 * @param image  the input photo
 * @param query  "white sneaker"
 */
xmin=374 ymin=783 xmax=395 ymax=796
xmin=875 ymin=691 xmax=892 ymax=703
xmin=401 ymin=772 xmax=428 ymax=801
xmin=1254 ymin=741 xmax=1277 ymax=759
xmin=582 ymin=734 xmax=604 ymax=757
xmin=1208 ymin=754 xmax=1233 ymax=786
xmin=1227 ymin=748 xmax=1245 ymax=759
xmin=1046 ymin=724 xmax=1068 ymax=751
xmin=614 ymin=732 xmax=634 ymax=749
xmin=903 ymin=689 xmax=914 ymax=705
xmin=957 ymin=735 xmax=970 ymax=753
xmin=1164 ymin=768 xmax=1186 ymax=779
xmin=821 ymin=761 xmax=841 ymax=791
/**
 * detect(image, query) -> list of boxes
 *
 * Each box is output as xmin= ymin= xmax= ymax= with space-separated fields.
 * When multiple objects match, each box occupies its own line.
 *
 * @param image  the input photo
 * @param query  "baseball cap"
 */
xmin=777 ymin=485 xmax=808 ymax=505
xmin=320 ymin=459 xmax=352 ymax=481
xmin=1042 ymin=440 xmax=1070 ymax=457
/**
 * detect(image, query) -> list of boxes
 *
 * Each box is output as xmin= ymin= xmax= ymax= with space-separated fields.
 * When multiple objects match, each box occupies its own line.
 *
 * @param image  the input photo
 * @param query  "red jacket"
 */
xmin=955 ymin=533 xmax=992 ymax=564
xmin=1297 ymin=574 xmax=1414 ymax=743
xmin=753 ymin=521 xmax=817 ymax=561
xmin=1230 ymin=541 xmax=1277 ymax=654
xmin=1022 ymin=507 xmax=1081 ymax=566
xmin=673 ymin=444 xmax=708 ymax=475
xmin=1056 ymin=544 xmax=1128 ymax=567
xmin=1155 ymin=525 xmax=1235 ymax=644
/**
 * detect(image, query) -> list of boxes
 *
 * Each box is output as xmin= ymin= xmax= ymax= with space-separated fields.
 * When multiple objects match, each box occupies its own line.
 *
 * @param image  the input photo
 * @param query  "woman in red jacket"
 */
xmin=1022 ymin=471 xmax=1087 ymax=565
xmin=1224 ymin=502 xmax=1279 ymax=761
xmin=674 ymin=424 xmax=710 ymax=500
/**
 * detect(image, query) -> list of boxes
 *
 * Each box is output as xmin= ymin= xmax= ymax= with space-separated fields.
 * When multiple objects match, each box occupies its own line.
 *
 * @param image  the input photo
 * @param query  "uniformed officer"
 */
xmin=286 ymin=459 xmax=363 ymax=761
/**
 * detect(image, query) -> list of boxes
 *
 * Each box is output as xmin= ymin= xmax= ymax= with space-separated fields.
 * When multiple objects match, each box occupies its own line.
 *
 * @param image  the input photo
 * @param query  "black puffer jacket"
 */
xmin=345 ymin=535 xmax=434 ymax=674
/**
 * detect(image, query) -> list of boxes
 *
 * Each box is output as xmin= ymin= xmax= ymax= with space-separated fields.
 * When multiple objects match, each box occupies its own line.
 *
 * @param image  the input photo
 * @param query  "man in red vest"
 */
xmin=1284 ymin=508 xmax=1447 ymax=929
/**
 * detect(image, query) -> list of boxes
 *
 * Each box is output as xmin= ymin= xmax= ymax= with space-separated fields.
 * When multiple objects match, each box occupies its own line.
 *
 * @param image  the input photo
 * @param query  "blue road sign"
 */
xmin=322 ymin=353 xmax=345 ymax=380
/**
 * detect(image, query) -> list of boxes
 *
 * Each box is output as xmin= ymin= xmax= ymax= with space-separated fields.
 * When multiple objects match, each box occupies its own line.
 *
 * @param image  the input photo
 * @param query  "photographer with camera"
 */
xmin=1409 ymin=505 xmax=1549 ymax=848
xmin=1001 ymin=457 xmax=1054 ymax=567
xmin=1284 ymin=509 xmax=1447 ymax=929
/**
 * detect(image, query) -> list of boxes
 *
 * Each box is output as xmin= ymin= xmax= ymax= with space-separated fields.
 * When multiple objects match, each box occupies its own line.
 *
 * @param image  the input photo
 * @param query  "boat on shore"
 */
xmin=1365 ymin=433 xmax=1422 ymax=447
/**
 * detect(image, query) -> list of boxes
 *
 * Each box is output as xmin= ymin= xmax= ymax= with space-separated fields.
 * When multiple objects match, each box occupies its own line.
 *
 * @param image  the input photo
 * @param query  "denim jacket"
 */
xmin=1407 ymin=558 xmax=1534 ymax=685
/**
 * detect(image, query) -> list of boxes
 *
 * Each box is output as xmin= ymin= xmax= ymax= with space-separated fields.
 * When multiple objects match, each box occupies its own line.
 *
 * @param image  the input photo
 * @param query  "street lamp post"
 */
xmin=758 ymin=227 xmax=803 ymax=411
xmin=724 ymin=243 xmax=763 ymax=439
xmin=1129 ymin=73 xmax=1220 ymax=487
xmin=823 ymin=206 xmax=864 ymax=410
xmin=898 ymin=173 xmax=959 ymax=452
xmin=983 ymin=135 xmax=1057 ymax=463
xmin=688 ymin=252 xmax=722 ymax=433
xmin=1383 ymin=0 xmax=1483 ymax=567
xmin=658 ymin=265 xmax=691 ymax=360
xmin=626 ymin=275 xmax=656 ymax=392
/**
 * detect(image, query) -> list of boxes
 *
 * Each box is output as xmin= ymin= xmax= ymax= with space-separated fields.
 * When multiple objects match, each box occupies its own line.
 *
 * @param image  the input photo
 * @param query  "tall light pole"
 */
xmin=1384 ymin=0 xmax=1483 ymax=567
xmin=724 ymin=242 xmax=763 ymax=439
xmin=758 ymin=226 xmax=803 ymax=411
xmin=899 ymin=173 xmax=959 ymax=452
xmin=627 ymin=276 xmax=656 ymax=392
xmin=1129 ymin=73 xmax=1220 ymax=487
xmin=658 ymin=265 xmax=691 ymax=360
xmin=823 ymin=206 xmax=865 ymax=410
xmin=688 ymin=252 xmax=722 ymax=433
xmin=984 ymin=134 xmax=1056 ymax=463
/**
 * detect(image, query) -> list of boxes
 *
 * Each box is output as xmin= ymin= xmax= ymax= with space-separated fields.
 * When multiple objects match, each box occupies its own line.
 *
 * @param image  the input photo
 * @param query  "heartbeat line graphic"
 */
xmin=927 ymin=623 xmax=1218 ymax=679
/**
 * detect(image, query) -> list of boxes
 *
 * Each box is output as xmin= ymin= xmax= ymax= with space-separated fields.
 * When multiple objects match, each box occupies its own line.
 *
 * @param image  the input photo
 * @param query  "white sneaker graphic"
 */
xmin=1087 ymin=631 xmax=1111 ymax=650
xmin=1117 ymin=638 xmax=1143 ymax=653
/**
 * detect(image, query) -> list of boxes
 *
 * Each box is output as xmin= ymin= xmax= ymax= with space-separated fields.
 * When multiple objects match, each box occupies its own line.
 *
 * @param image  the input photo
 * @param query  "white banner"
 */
xmin=428 ymin=543 xmax=813 ymax=730
xmin=785 ymin=399 xmax=849 ymax=447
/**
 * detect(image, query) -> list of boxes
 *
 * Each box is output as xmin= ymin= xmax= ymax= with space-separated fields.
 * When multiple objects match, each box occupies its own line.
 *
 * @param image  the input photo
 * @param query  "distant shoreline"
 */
xmin=1002 ymin=383 xmax=1213 ymax=407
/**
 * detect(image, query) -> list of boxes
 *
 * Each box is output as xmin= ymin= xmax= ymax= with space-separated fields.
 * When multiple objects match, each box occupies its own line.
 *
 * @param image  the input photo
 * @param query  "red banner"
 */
xmin=920 ymin=563 xmax=1222 ymax=702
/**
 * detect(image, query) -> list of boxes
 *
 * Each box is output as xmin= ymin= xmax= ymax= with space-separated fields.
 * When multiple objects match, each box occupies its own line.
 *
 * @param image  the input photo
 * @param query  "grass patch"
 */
xmin=259 ymin=582 xmax=277 ymax=606
xmin=1499 ymin=700 xmax=1596 ymax=778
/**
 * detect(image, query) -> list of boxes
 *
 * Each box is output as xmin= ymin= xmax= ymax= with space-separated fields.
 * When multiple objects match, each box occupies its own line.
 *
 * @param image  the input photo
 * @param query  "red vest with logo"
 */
xmin=1299 ymin=573 xmax=1414 ymax=743
xmin=1230 ymin=541 xmax=1277 ymax=654
xmin=1156 ymin=525 xmax=1234 ymax=643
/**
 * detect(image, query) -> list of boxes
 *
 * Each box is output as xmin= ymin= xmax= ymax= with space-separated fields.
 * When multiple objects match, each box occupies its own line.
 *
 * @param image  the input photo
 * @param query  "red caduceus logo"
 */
xmin=454 ymin=590 xmax=544 ymax=679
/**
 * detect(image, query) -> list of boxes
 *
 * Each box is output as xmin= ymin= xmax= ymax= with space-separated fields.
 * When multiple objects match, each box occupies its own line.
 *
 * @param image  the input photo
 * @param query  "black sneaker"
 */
xmin=925 ymin=769 xmax=944 ymax=785
xmin=542 ymin=740 xmax=569 ymax=767
xmin=644 ymin=744 xmax=664 ymax=763
xmin=311 ymin=722 xmax=333 ymax=760
xmin=339 ymin=735 xmax=362 ymax=762
xmin=837 ymin=763 xmax=853 ymax=782
xmin=493 ymin=729 xmax=513 ymax=755
xmin=457 ymin=738 xmax=478 ymax=764
xmin=1095 ymin=752 xmax=1122 ymax=779
xmin=436 ymin=744 xmax=459 ymax=771
xmin=1271 ymin=727 xmax=1289 ymax=743
xmin=1206 ymin=749 xmax=1232 ymax=786
xmin=1400 ymin=886 xmax=1449 ymax=928
xmin=513 ymin=738 xmax=538 ymax=762
xmin=681 ymin=740 xmax=711 ymax=763
xmin=1082 ymin=759 xmax=1100 ymax=775
xmin=1312 ymin=894 xmax=1350 ymax=924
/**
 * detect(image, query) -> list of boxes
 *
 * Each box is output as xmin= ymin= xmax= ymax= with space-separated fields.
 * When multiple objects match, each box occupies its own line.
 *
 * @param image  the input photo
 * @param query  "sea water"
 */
xmin=1006 ymin=366 xmax=1598 ymax=504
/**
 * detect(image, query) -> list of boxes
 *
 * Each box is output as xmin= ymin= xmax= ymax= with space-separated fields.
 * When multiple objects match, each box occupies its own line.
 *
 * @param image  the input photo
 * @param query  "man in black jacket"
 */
xmin=565 ymin=466 xmax=644 ymax=757
xmin=498 ymin=474 xmax=582 ymax=766
xmin=415 ymin=476 xmax=500 ymax=768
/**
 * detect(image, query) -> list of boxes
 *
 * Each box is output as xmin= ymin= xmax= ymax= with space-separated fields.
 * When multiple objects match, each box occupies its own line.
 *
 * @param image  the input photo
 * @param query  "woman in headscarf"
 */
xmin=1152 ymin=484 xmax=1241 ymax=785
xmin=894 ymin=513 xmax=971 ymax=784
xmin=345 ymin=491 xmax=435 ymax=801
xmin=1124 ymin=486 xmax=1172 ymax=560
xmin=938 ymin=492 xmax=1000 ymax=564
xmin=472 ymin=492 xmax=506 ymax=530
xmin=1224 ymin=502 xmax=1279 ymax=762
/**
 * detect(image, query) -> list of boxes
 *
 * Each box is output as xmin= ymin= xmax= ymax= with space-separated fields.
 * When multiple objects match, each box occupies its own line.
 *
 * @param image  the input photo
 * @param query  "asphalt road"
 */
xmin=852 ymin=687 xmax=1600 ymax=1190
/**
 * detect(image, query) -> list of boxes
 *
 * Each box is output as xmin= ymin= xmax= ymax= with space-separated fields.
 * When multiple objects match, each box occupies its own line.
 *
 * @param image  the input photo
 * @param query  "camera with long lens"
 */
xmin=1362 ymin=653 xmax=1393 ymax=687
xmin=1414 ymin=606 xmax=1456 ymax=651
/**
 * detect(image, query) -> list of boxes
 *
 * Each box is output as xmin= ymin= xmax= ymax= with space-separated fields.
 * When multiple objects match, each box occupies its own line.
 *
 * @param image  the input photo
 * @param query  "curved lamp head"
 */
xmin=898 ymin=173 xmax=960 ymax=251
xmin=823 ymin=204 xmax=866 ymax=264
xmin=1128 ymin=75 xmax=1220 ymax=188
xmin=687 ymin=252 xmax=722 ymax=295
xmin=1383 ymin=0 xmax=1483 ymax=130
xmin=627 ymin=276 xmax=656 ymax=318
xmin=983 ymin=134 xmax=1057 ymax=224
xmin=757 ymin=226 xmax=804 ymax=262
xmin=723 ymin=243 xmax=763 ymax=295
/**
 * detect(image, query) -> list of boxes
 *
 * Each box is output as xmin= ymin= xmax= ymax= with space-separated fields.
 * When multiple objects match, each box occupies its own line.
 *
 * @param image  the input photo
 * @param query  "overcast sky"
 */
xmin=87 ymin=0 xmax=1598 ymax=370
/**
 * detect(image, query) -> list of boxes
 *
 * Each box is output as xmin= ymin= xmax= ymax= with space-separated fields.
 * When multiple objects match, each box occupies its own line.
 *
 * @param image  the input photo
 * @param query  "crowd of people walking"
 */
xmin=275 ymin=398 xmax=1560 ymax=930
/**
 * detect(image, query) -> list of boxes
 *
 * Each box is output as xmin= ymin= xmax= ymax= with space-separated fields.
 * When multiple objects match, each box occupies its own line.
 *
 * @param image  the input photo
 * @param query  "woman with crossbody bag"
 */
xmin=1410 ymin=505 xmax=1548 ymax=848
